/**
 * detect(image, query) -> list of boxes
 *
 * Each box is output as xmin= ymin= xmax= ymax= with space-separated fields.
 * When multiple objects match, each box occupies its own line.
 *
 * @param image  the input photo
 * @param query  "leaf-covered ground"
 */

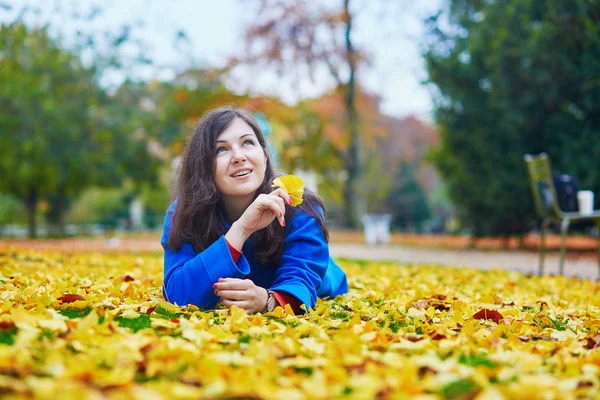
xmin=1 ymin=248 xmax=600 ymax=399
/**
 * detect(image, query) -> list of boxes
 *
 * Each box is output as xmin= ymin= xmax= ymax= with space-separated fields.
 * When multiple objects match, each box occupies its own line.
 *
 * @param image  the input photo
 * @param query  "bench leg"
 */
xmin=539 ymin=218 xmax=549 ymax=276
xmin=596 ymin=220 xmax=600 ymax=281
xmin=559 ymin=219 xmax=570 ymax=275
xmin=597 ymin=235 xmax=600 ymax=282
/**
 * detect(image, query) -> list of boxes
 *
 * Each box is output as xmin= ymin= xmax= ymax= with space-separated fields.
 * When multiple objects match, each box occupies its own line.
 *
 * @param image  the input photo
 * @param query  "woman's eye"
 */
xmin=216 ymin=147 xmax=227 ymax=154
xmin=243 ymin=139 xmax=255 ymax=146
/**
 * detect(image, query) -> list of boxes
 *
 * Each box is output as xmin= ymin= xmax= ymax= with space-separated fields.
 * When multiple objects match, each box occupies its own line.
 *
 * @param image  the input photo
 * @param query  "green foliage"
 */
xmin=58 ymin=307 xmax=93 ymax=319
xmin=0 ymin=22 xmax=160 ymax=237
xmin=458 ymin=353 xmax=497 ymax=369
xmin=386 ymin=163 xmax=432 ymax=232
xmin=114 ymin=315 xmax=152 ymax=332
xmin=65 ymin=187 xmax=129 ymax=227
xmin=441 ymin=378 xmax=477 ymax=398
xmin=0 ymin=193 xmax=25 ymax=225
xmin=425 ymin=0 xmax=600 ymax=237
xmin=0 ymin=328 xmax=17 ymax=346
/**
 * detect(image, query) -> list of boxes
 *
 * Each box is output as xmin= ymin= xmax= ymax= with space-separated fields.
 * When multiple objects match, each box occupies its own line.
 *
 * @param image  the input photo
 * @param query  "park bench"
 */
xmin=524 ymin=153 xmax=600 ymax=278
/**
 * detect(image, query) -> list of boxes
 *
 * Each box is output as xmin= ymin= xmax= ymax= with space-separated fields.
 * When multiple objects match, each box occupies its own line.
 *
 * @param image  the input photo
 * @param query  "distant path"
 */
xmin=329 ymin=243 xmax=599 ymax=280
xmin=1 ymin=237 xmax=598 ymax=279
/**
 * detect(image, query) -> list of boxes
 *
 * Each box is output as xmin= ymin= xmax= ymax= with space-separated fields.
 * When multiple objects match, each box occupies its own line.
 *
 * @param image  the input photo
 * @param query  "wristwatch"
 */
xmin=266 ymin=290 xmax=277 ymax=312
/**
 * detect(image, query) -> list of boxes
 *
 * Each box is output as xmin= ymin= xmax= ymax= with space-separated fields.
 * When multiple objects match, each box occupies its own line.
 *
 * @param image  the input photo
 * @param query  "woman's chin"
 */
xmin=220 ymin=178 xmax=263 ymax=198
xmin=228 ymin=185 xmax=260 ymax=198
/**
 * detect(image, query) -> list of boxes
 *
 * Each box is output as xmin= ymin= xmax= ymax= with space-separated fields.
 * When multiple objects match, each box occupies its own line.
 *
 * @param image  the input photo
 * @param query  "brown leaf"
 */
xmin=123 ymin=275 xmax=135 ymax=282
xmin=57 ymin=294 xmax=85 ymax=303
xmin=577 ymin=381 xmax=594 ymax=389
xmin=136 ymin=360 xmax=147 ymax=373
xmin=345 ymin=363 xmax=367 ymax=374
xmin=582 ymin=334 xmax=600 ymax=349
xmin=429 ymin=332 xmax=447 ymax=341
xmin=472 ymin=309 xmax=503 ymax=324
xmin=431 ymin=302 xmax=450 ymax=311
xmin=0 ymin=321 xmax=16 ymax=330
xmin=537 ymin=300 xmax=550 ymax=310
xmin=413 ymin=299 xmax=430 ymax=310
xmin=140 ymin=341 xmax=158 ymax=355
xmin=418 ymin=365 xmax=437 ymax=377
xmin=145 ymin=305 xmax=157 ymax=315
xmin=404 ymin=334 xmax=424 ymax=342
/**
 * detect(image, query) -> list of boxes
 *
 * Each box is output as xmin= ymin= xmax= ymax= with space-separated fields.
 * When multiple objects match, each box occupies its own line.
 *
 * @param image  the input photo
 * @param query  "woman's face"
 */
xmin=213 ymin=118 xmax=267 ymax=201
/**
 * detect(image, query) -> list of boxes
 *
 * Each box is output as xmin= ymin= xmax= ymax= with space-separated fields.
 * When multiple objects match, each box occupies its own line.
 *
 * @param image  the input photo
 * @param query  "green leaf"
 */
xmin=442 ymin=379 xmax=477 ymax=399
xmin=114 ymin=314 xmax=151 ymax=332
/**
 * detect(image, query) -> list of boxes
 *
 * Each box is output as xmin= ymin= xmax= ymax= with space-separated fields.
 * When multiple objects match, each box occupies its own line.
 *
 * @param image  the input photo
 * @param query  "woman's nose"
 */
xmin=231 ymin=147 xmax=247 ymax=163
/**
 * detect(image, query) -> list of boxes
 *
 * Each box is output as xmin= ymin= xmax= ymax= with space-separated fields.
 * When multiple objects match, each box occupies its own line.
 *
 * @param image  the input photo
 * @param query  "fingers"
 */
xmin=216 ymin=289 xmax=251 ymax=300
xmin=258 ymin=196 xmax=286 ymax=226
xmin=221 ymin=298 xmax=250 ymax=310
xmin=270 ymin=188 xmax=293 ymax=206
xmin=214 ymin=278 xmax=253 ymax=300
xmin=268 ymin=195 xmax=286 ymax=225
xmin=215 ymin=278 xmax=251 ymax=290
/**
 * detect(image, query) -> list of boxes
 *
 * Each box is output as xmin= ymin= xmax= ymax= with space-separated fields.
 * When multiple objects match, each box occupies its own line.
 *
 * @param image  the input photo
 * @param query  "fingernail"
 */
xmin=288 ymin=199 xmax=293 ymax=205
xmin=279 ymin=212 xmax=283 ymax=217
xmin=282 ymin=220 xmax=286 ymax=227
xmin=212 ymin=284 xmax=217 ymax=289
xmin=214 ymin=290 xmax=218 ymax=295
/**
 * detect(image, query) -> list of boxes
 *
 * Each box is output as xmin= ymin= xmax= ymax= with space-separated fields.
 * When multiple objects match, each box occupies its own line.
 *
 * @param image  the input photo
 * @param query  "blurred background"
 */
xmin=1 ymin=0 xmax=599 ymax=250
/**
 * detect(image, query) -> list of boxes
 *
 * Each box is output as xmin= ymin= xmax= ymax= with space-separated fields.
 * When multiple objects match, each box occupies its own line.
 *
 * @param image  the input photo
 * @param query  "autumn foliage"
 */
xmin=1 ymin=248 xmax=600 ymax=398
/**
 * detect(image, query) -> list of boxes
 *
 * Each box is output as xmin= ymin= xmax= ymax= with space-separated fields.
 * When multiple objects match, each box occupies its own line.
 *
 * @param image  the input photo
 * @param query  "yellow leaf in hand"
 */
xmin=272 ymin=175 xmax=304 ymax=206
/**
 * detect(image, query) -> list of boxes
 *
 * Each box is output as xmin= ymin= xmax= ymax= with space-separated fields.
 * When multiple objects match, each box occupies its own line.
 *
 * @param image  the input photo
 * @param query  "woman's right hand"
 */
xmin=238 ymin=188 xmax=292 ymax=235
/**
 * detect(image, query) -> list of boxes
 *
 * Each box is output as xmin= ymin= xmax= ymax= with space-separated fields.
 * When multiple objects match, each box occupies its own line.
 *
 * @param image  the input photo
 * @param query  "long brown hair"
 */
xmin=168 ymin=106 xmax=329 ymax=266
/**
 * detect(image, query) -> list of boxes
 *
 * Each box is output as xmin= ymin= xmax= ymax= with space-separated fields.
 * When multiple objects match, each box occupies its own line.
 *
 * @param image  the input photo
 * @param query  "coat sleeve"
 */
xmin=161 ymin=203 xmax=251 ymax=308
xmin=269 ymin=211 xmax=332 ymax=312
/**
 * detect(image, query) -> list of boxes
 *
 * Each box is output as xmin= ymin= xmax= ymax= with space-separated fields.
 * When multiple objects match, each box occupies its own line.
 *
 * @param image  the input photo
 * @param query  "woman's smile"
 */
xmin=230 ymin=168 xmax=253 ymax=179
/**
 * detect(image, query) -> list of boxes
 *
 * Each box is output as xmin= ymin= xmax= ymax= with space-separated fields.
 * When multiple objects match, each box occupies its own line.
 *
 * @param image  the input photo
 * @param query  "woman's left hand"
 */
xmin=214 ymin=278 xmax=268 ymax=314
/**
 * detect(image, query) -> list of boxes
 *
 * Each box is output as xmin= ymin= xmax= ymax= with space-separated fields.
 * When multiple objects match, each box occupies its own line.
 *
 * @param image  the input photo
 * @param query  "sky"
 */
xmin=2 ymin=0 xmax=443 ymax=122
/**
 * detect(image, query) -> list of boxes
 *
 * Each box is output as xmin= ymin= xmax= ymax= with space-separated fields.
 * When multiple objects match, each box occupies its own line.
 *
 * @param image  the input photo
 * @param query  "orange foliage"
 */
xmin=2 ymin=233 xmax=598 ymax=256
xmin=303 ymin=87 xmax=387 ymax=151
xmin=174 ymin=90 xmax=188 ymax=104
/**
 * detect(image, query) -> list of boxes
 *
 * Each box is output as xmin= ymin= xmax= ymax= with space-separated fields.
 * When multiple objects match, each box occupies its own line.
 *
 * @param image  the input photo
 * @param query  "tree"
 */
xmin=0 ymin=23 xmax=159 ymax=237
xmin=234 ymin=0 xmax=366 ymax=228
xmin=424 ymin=0 xmax=600 ymax=239
xmin=386 ymin=163 xmax=431 ymax=232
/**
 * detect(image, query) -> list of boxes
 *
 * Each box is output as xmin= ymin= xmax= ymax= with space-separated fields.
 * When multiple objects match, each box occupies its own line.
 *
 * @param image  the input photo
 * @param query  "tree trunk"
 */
xmin=469 ymin=235 xmax=477 ymax=249
xmin=49 ymin=186 xmax=67 ymax=237
xmin=343 ymin=0 xmax=362 ymax=229
xmin=518 ymin=234 xmax=525 ymax=249
xmin=26 ymin=187 xmax=37 ymax=239
xmin=56 ymin=186 xmax=67 ymax=236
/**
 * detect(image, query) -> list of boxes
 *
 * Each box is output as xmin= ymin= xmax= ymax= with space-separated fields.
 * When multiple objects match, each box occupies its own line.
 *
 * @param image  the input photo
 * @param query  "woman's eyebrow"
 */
xmin=217 ymin=133 xmax=255 ymax=143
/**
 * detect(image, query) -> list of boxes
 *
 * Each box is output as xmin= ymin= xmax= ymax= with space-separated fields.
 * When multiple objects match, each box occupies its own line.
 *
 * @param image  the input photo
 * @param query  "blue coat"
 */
xmin=161 ymin=203 xmax=348 ymax=311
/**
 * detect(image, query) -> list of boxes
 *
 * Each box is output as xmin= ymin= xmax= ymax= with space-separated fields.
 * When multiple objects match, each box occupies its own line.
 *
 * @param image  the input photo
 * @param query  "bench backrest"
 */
xmin=523 ymin=153 xmax=563 ymax=219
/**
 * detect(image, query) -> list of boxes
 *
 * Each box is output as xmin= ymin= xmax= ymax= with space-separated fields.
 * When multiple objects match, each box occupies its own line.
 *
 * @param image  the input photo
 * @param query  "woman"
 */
xmin=161 ymin=107 xmax=348 ymax=314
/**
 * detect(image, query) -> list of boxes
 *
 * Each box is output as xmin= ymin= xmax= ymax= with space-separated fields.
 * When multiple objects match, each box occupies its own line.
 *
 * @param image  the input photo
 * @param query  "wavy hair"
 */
xmin=168 ymin=106 xmax=328 ymax=266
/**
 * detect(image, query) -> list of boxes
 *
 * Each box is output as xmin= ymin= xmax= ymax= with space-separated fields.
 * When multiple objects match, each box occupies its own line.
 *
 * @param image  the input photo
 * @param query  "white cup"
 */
xmin=577 ymin=190 xmax=594 ymax=215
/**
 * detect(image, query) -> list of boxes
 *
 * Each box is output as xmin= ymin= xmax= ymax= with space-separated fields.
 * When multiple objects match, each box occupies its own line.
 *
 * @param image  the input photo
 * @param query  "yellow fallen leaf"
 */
xmin=272 ymin=175 xmax=304 ymax=206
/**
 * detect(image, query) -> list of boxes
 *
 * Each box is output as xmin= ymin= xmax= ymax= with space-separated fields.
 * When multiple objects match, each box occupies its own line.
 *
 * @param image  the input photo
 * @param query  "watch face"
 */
xmin=267 ymin=294 xmax=277 ymax=312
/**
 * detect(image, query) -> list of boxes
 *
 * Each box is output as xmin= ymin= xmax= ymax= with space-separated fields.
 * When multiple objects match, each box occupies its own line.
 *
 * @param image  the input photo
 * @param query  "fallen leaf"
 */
xmin=472 ymin=309 xmax=503 ymax=324
xmin=57 ymin=294 xmax=85 ymax=303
